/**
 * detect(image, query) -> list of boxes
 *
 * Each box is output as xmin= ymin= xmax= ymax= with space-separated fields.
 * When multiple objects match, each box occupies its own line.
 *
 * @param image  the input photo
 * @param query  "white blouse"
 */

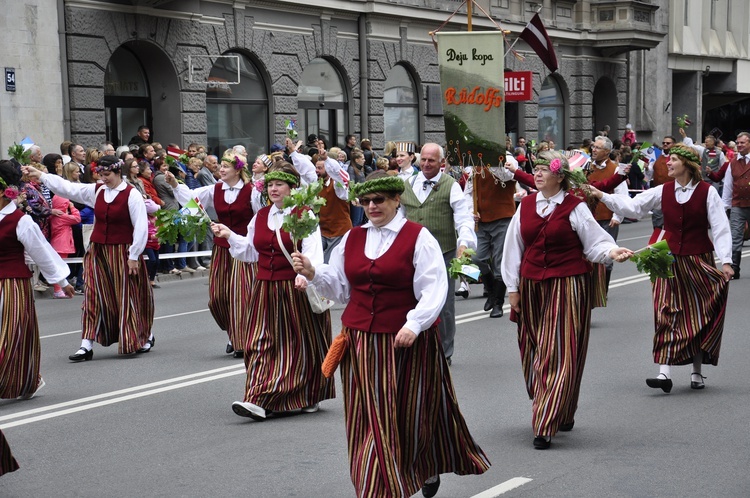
xmin=40 ymin=173 xmax=147 ymax=260
xmin=601 ymin=181 xmax=732 ymax=264
xmin=0 ymin=203 xmax=70 ymax=287
xmin=311 ymin=212 xmax=448 ymax=336
xmin=501 ymin=190 xmax=618 ymax=292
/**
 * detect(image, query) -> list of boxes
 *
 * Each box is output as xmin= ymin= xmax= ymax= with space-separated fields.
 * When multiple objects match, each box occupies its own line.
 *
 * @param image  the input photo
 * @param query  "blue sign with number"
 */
xmin=5 ymin=68 xmax=16 ymax=92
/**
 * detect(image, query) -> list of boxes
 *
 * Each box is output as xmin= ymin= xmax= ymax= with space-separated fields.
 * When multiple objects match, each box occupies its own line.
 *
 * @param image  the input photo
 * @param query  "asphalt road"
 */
xmin=2 ymin=219 xmax=750 ymax=497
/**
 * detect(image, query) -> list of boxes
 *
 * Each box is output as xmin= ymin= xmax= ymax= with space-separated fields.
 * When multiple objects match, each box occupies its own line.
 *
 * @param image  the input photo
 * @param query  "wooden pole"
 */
xmin=467 ymin=0 xmax=472 ymax=31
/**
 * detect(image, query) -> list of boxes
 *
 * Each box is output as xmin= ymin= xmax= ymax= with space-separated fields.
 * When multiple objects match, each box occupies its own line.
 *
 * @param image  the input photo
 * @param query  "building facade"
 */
xmin=2 ymin=0 xmax=749 ymax=158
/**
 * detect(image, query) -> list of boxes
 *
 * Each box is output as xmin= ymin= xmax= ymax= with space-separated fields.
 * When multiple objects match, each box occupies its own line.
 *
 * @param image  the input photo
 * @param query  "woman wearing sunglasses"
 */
xmin=292 ymin=171 xmax=490 ymax=498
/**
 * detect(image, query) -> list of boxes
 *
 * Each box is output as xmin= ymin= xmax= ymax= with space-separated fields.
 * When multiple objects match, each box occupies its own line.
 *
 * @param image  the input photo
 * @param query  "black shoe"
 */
xmin=559 ymin=420 xmax=574 ymax=432
xmin=422 ymin=475 xmax=440 ymax=498
xmin=455 ymin=287 xmax=469 ymax=299
xmin=446 ymin=356 xmax=452 ymax=366
xmin=225 ymin=343 xmax=234 ymax=355
xmin=69 ymin=347 xmax=93 ymax=362
xmin=646 ymin=376 xmax=673 ymax=393
xmin=489 ymin=303 xmax=504 ymax=318
xmin=137 ymin=337 xmax=155 ymax=354
xmin=533 ymin=436 xmax=551 ymax=449
xmin=690 ymin=373 xmax=706 ymax=390
xmin=233 ymin=350 xmax=244 ymax=359
xmin=483 ymin=295 xmax=496 ymax=312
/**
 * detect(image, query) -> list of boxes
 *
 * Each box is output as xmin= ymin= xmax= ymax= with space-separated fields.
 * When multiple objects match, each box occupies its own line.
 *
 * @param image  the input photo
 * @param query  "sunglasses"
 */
xmin=358 ymin=196 xmax=387 ymax=206
xmin=662 ymin=142 xmax=673 ymax=146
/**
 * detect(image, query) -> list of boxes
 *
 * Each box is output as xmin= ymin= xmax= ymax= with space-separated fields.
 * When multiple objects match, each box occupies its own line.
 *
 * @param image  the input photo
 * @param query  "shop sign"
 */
xmin=504 ymin=71 xmax=532 ymax=102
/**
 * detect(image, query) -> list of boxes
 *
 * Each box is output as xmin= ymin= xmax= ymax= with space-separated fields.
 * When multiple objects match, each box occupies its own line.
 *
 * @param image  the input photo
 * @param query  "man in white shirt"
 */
xmin=399 ymin=143 xmax=476 ymax=365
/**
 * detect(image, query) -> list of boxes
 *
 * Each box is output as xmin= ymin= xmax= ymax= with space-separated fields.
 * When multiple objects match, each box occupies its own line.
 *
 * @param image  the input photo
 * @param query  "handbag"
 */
xmin=275 ymin=226 xmax=334 ymax=314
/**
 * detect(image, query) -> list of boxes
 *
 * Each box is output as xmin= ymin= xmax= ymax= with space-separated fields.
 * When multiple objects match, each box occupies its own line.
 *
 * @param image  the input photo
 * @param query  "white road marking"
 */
xmin=471 ymin=477 xmax=533 ymax=497
xmin=0 ymin=364 xmax=245 ymax=429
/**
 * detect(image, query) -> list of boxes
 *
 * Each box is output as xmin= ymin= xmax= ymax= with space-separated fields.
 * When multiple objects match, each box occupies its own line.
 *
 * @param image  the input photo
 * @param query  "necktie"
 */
xmin=422 ymin=180 xmax=437 ymax=191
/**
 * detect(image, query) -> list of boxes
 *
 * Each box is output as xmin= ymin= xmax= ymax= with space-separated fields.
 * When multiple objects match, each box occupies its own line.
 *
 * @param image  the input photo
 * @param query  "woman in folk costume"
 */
xmin=212 ymin=162 xmax=334 ymax=420
xmin=0 ymin=160 xmax=73 ymax=401
xmin=292 ymin=171 xmax=490 ymax=497
xmin=501 ymin=152 xmax=632 ymax=449
xmin=167 ymin=153 xmax=261 ymax=358
xmin=588 ymin=144 xmax=733 ymax=392
xmin=22 ymin=156 xmax=154 ymax=361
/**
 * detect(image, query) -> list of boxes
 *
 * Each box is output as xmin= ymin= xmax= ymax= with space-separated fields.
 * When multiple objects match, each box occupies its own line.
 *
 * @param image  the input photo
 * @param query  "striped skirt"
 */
xmin=0 ymin=429 xmax=19 ymax=476
xmin=0 ymin=278 xmax=41 ymax=399
xmin=341 ymin=326 xmax=490 ymax=498
xmin=242 ymin=279 xmax=335 ymax=411
xmin=652 ymin=253 xmax=728 ymax=366
xmin=81 ymin=243 xmax=154 ymax=354
xmin=590 ymin=263 xmax=607 ymax=308
xmin=208 ymin=245 xmax=256 ymax=351
xmin=517 ymin=273 xmax=592 ymax=437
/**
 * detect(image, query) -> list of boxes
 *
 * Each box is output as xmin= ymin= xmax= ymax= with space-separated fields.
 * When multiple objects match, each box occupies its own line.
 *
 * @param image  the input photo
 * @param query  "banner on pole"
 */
xmin=437 ymin=32 xmax=505 ymax=168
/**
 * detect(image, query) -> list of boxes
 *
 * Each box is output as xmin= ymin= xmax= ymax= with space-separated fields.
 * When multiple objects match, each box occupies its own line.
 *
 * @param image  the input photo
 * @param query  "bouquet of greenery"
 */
xmin=448 ymin=248 xmax=479 ymax=282
xmin=566 ymin=167 xmax=600 ymax=212
xmin=8 ymin=143 xmax=31 ymax=165
xmin=630 ymin=239 xmax=675 ymax=282
xmin=155 ymin=197 xmax=211 ymax=245
xmin=281 ymin=180 xmax=327 ymax=245
xmin=676 ymin=114 xmax=692 ymax=129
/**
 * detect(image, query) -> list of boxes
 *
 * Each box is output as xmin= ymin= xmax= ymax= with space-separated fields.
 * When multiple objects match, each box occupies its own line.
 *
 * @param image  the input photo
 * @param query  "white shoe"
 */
xmin=169 ymin=268 xmax=182 ymax=275
xmin=18 ymin=378 xmax=45 ymax=400
xmin=232 ymin=401 xmax=266 ymax=420
xmin=182 ymin=267 xmax=196 ymax=273
xmin=301 ymin=403 xmax=319 ymax=413
xmin=195 ymin=265 xmax=206 ymax=271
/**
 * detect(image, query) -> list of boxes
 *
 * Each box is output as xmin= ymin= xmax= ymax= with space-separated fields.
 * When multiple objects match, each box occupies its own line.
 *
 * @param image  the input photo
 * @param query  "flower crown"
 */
xmin=222 ymin=155 xmax=246 ymax=171
xmin=0 ymin=176 xmax=19 ymax=201
xmin=669 ymin=145 xmax=700 ymax=164
xmin=95 ymin=159 xmax=124 ymax=173
xmin=265 ymin=171 xmax=299 ymax=187
xmin=348 ymin=176 xmax=405 ymax=201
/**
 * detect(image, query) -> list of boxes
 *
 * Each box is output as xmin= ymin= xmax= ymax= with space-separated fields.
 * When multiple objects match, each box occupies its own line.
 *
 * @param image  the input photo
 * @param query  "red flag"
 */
xmin=519 ymin=14 xmax=558 ymax=73
xmin=167 ymin=145 xmax=185 ymax=159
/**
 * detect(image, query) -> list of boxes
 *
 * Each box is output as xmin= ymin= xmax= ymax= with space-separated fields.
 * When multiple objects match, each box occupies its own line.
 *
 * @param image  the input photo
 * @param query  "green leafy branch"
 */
xmin=448 ymin=248 xmax=478 ymax=280
xmin=8 ymin=143 xmax=31 ymax=165
xmin=630 ymin=240 xmax=675 ymax=282
xmin=281 ymin=180 xmax=327 ymax=245
xmin=154 ymin=208 xmax=211 ymax=245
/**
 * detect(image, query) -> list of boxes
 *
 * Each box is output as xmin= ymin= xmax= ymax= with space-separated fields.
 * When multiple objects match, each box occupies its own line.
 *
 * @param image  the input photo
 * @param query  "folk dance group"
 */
xmin=0 ymin=141 xmax=733 ymax=497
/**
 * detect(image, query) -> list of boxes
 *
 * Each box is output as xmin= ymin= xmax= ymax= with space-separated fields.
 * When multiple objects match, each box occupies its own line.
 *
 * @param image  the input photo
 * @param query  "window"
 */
xmin=298 ymin=58 xmax=348 ymax=148
xmin=206 ymin=52 xmax=269 ymax=158
xmin=104 ymin=46 xmax=151 ymax=147
xmin=384 ymin=65 xmax=420 ymax=144
xmin=537 ymin=76 xmax=565 ymax=146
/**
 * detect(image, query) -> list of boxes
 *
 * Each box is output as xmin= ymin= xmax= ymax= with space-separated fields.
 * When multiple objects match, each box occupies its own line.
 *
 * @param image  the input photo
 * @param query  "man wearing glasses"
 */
xmin=400 ymin=143 xmax=476 ymax=365
xmin=649 ymin=136 xmax=676 ymax=229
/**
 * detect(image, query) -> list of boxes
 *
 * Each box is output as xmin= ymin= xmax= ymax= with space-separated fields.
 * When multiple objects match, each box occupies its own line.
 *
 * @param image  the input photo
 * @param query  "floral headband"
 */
xmin=348 ymin=176 xmax=405 ymax=201
xmin=257 ymin=154 xmax=273 ymax=168
xmin=95 ymin=159 xmax=124 ymax=173
xmin=534 ymin=157 xmax=572 ymax=178
xmin=222 ymin=155 xmax=246 ymax=171
xmin=0 ymin=176 xmax=19 ymax=201
xmin=669 ymin=145 xmax=700 ymax=164
xmin=264 ymin=171 xmax=299 ymax=187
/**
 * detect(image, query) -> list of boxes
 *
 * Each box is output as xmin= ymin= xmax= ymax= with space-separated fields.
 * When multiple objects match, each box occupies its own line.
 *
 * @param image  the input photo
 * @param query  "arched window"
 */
xmin=537 ymin=76 xmax=566 ymax=147
xmin=298 ymin=58 xmax=347 ymax=148
xmin=206 ymin=52 xmax=269 ymax=158
xmin=104 ymin=47 xmax=151 ymax=147
xmin=384 ymin=65 xmax=420 ymax=143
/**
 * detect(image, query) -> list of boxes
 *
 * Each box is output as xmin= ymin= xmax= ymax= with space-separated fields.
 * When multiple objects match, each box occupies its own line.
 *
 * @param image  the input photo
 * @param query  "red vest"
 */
xmin=475 ymin=170 xmax=516 ymax=222
xmin=661 ymin=181 xmax=713 ymax=256
xmin=253 ymin=206 xmax=298 ymax=281
xmin=730 ymin=157 xmax=750 ymax=208
xmin=587 ymin=160 xmax=618 ymax=221
xmin=213 ymin=182 xmax=254 ymax=248
xmin=520 ymin=193 xmax=592 ymax=280
xmin=0 ymin=209 xmax=33 ymax=279
xmin=318 ymin=179 xmax=352 ymax=238
xmin=341 ymin=221 xmax=429 ymax=333
xmin=90 ymin=183 xmax=134 ymax=245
